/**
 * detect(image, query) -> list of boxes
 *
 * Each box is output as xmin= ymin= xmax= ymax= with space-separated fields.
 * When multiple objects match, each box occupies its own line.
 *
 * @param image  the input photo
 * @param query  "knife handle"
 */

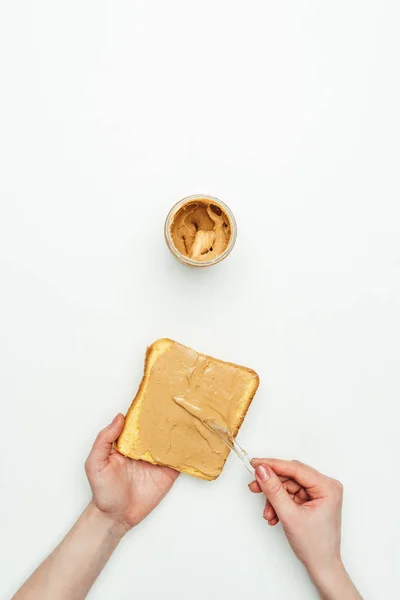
xmin=231 ymin=437 xmax=255 ymax=476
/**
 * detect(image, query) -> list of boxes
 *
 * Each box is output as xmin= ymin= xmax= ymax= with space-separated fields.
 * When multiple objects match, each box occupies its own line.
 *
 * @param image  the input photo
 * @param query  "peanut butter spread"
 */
xmin=135 ymin=341 xmax=255 ymax=479
xmin=170 ymin=199 xmax=231 ymax=262
xmin=173 ymin=395 xmax=231 ymax=436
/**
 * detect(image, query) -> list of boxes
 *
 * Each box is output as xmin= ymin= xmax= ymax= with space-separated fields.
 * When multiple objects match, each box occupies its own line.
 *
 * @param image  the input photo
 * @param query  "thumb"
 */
xmin=255 ymin=464 xmax=295 ymax=519
xmin=86 ymin=414 xmax=125 ymax=472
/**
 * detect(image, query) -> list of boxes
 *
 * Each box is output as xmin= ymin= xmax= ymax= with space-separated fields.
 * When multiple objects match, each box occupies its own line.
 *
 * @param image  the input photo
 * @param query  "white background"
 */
xmin=1 ymin=1 xmax=399 ymax=598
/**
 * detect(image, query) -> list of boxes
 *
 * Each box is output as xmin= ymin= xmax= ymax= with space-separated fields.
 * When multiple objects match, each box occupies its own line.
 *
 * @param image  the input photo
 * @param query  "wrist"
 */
xmin=306 ymin=555 xmax=344 ymax=586
xmin=308 ymin=558 xmax=360 ymax=600
xmin=87 ymin=502 xmax=131 ymax=541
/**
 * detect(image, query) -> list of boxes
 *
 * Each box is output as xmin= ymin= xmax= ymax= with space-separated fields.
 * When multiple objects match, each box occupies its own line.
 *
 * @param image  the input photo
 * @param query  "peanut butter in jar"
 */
xmin=164 ymin=195 xmax=237 ymax=267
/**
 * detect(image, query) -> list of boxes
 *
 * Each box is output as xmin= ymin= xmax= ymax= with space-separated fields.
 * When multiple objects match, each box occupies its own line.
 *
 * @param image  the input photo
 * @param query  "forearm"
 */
xmin=13 ymin=503 xmax=127 ymax=600
xmin=308 ymin=560 xmax=363 ymax=600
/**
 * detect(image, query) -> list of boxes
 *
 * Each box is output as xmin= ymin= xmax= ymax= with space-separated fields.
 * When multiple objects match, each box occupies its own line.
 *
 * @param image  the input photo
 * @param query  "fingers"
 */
xmin=248 ymin=477 xmax=280 ymax=523
xmin=255 ymin=465 xmax=295 ymax=519
xmin=263 ymin=499 xmax=279 ymax=524
xmin=249 ymin=478 xmax=279 ymax=523
xmin=294 ymin=487 xmax=309 ymax=503
xmin=284 ymin=479 xmax=302 ymax=495
xmin=248 ymin=480 xmax=261 ymax=493
xmin=248 ymin=475 xmax=292 ymax=494
xmin=85 ymin=414 xmax=125 ymax=474
xmin=253 ymin=458 xmax=326 ymax=495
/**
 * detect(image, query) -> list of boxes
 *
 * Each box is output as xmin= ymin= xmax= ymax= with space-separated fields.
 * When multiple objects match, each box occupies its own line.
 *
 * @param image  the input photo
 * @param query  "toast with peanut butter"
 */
xmin=116 ymin=338 xmax=259 ymax=480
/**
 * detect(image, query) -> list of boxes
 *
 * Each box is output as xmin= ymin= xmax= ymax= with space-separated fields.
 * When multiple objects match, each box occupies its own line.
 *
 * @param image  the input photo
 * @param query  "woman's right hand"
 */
xmin=249 ymin=459 xmax=362 ymax=600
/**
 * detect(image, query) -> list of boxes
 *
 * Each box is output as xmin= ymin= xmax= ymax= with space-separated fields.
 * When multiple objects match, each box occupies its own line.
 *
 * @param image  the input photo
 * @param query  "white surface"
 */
xmin=1 ymin=1 xmax=399 ymax=598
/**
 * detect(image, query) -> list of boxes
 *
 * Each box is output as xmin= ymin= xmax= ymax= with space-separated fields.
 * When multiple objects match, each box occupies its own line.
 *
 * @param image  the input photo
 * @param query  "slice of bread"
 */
xmin=116 ymin=338 xmax=259 ymax=480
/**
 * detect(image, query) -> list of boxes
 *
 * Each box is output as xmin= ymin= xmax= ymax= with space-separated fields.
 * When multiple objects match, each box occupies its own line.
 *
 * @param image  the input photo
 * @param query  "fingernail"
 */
xmin=256 ymin=465 xmax=270 ymax=482
xmin=111 ymin=414 xmax=120 ymax=425
xmin=263 ymin=507 xmax=268 ymax=519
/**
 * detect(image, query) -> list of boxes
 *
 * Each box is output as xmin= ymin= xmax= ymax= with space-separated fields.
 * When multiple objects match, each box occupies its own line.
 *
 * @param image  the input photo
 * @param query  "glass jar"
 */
xmin=164 ymin=194 xmax=237 ymax=267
